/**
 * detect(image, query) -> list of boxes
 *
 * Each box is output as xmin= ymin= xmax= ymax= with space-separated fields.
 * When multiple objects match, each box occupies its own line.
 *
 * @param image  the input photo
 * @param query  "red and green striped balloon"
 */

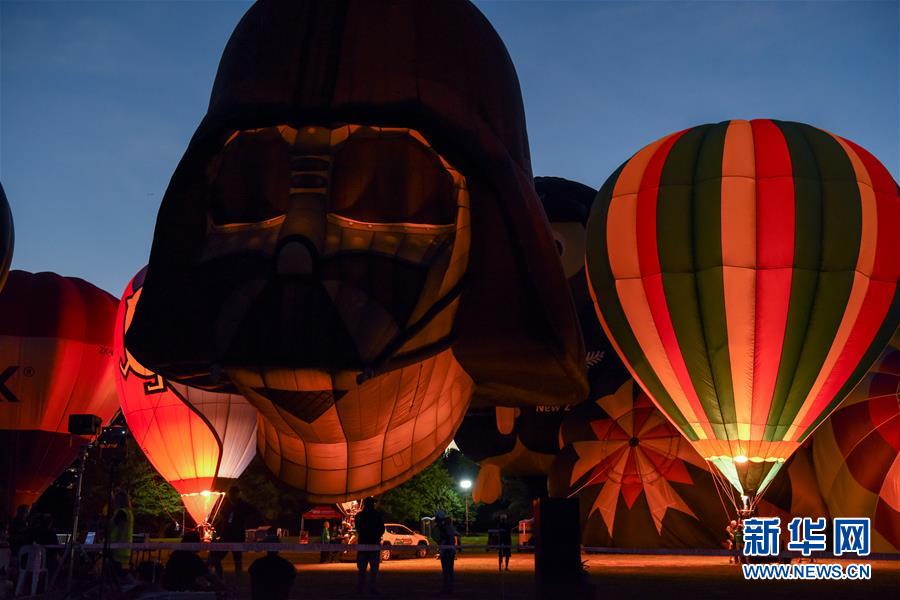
xmin=585 ymin=119 xmax=899 ymax=497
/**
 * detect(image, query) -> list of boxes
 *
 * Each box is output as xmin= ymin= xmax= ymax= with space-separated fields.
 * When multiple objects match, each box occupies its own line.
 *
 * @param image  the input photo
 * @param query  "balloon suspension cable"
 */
xmin=208 ymin=492 xmax=227 ymax=531
xmin=151 ymin=475 xmax=183 ymax=531
xmin=707 ymin=461 xmax=733 ymax=521
xmin=566 ymin=454 xmax=616 ymax=500
xmin=705 ymin=461 xmax=741 ymax=519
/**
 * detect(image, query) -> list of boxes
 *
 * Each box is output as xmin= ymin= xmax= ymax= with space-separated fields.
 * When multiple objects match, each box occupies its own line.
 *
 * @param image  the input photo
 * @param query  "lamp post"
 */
xmin=460 ymin=479 xmax=472 ymax=536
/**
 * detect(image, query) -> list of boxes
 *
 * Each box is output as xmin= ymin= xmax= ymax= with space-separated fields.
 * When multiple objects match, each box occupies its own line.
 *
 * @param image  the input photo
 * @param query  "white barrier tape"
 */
xmin=46 ymin=543 xmax=527 ymax=552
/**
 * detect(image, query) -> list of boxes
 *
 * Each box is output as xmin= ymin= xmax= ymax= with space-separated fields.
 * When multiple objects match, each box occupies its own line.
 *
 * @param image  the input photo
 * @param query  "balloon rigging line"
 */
xmin=706 ymin=460 xmax=734 ymax=523
xmin=566 ymin=449 xmax=617 ymax=500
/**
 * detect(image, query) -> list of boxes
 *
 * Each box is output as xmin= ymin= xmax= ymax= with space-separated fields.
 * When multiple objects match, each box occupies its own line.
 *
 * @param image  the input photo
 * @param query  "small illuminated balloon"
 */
xmin=115 ymin=268 xmax=258 ymax=526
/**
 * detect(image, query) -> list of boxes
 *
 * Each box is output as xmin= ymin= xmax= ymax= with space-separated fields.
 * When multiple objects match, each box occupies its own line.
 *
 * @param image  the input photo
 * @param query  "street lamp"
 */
xmin=460 ymin=479 xmax=472 ymax=536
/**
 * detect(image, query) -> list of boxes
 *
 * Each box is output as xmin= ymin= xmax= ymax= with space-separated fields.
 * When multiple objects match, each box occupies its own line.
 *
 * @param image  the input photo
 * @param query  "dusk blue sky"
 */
xmin=1 ymin=1 xmax=897 ymax=295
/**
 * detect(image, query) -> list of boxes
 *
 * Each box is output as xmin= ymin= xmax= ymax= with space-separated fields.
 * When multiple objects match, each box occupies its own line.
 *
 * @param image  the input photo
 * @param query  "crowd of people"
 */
xmin=0 ymin=487 xmax=296 ymax=599
xmin=1 ymin=489 xmax=521 ymax=598
xmin=0 ymin=503 xmax=64 ymax=595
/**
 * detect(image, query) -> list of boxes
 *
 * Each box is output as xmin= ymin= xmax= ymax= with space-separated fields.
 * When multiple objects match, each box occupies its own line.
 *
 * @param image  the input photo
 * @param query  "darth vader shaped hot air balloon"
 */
xmin=586 ymin=119 xmax=899 ymax=505
xmin=115 ymin=268 xmax=258 ymax=527
xmin=456 ymin=177 xmax=629 ymax=503
xmin=0 ymin=183 xmax=13 ymax=292
xmin=125 ymin=0 xmax=586 ymax=417
xmin=0 ymin=271 xmax=119 ymax=514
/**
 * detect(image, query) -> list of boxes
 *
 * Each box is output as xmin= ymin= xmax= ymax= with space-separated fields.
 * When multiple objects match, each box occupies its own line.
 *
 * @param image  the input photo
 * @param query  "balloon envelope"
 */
xmin=458 ymin=177 xmax=629 ymax=503
xmin=812 ymin=331 xmax=900 ymax=552
xmin=254 ymin=347 xmax=472 ymax=502
xmin=115 ymin=268 xmax=257 ymax=526
xmin=586 ymin=119 xmax=900 ymax=496
xmin=0 ymin=271 xmax=119 ymax=514
xmin=550 ymin=380 xmax=726 ymax=548
xmin=125 ymin=0 xmax=586 ymax=410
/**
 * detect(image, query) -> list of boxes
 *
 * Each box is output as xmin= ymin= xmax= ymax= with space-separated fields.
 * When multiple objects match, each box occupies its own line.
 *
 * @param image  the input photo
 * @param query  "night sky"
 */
xmin=2 ymin=0 xmax=897 ymax=294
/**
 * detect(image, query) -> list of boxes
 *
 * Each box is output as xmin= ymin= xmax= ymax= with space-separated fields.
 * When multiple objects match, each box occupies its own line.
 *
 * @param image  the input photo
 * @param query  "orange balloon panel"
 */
xmin=250 ymin=348 xmax=472 ymax=501
xmin=0 ymin=271 xmax=119 ymax=513
xmin=115 ymin=268 xmax=257 ymax=525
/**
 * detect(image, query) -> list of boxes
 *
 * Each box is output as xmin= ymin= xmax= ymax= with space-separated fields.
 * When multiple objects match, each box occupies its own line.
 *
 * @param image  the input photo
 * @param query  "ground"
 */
xmin=201 ymin=551 xmax=900 ymax=600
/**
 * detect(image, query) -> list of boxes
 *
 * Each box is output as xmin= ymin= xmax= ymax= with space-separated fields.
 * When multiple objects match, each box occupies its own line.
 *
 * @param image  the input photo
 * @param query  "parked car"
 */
xmin=380 ymin=523 xmax=431 ymax=560
xmin=339 ymin=523 xmax=431 ymax=561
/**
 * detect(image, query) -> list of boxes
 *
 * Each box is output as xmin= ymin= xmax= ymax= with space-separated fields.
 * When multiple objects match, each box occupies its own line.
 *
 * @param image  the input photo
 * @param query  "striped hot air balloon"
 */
xmin=585 ymin=119 xmax=899 ymax=500
xmin=115 ymin=268 xmax=258 ymax=527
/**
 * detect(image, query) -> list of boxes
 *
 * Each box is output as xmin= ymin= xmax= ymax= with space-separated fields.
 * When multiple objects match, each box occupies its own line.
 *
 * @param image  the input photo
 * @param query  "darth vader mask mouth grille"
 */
xmin=195 ymin=124 xmax=471 ymax=374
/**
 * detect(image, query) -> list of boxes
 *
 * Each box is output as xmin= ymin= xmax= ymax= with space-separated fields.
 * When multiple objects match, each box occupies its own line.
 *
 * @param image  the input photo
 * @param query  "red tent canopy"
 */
xmin=302 ymin=506 xmax=343 ymax=520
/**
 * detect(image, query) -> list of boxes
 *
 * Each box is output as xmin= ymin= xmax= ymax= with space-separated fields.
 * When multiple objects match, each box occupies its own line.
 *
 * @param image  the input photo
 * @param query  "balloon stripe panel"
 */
xmin=800 ymin=300 xmax=899 ymax=442
xmin=692 ymin=123 xmax=737 ymax=437
xmin=791 ymin=133 xmax=894 ymax=439
xmin=636 ymin=130 xmax=708 ymax=437
xmin=657 ymin=125 xmax=727 ymax=437
xmin=586 ymin=164 xmax=695 ymax=439
xmin=779 ymin=125 xmax=861 ymax=436
xmin=840 ymin=138 xmax=900 ymax=282
xmin=721 ymin=120 xmax=757 ymax=440
xmin=763 ymin=122 xmax=821 ymax=439
xmin=750 ymin=119 xmax=795 ymax=440
xmin=605 ymin=136 xmax=700 ymax=436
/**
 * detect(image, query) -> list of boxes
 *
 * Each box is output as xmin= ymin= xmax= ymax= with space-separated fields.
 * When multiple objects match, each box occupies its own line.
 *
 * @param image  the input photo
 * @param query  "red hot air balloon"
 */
xmin=813 ymin=331 xmax=900 ymax=552
xmin=115 ymin=268 xmax=258 ymax=527
xmin=586 ymin=120 xmax=900 ymax=503
xmin=0 ymin=271 xmax=119 ymax=514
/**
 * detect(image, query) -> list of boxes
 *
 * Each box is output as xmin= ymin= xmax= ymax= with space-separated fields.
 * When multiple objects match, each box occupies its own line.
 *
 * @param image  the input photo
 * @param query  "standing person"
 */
xmin=8 ymin=505 xmax=29 ymax=557
xmin=210 ymin=485 xmax=256 ymax=578
xmin=320 ymin=521 xmax=332 ymax=563
xmin=163 ymin=531 xmax=224 ymax=592
xmin=355 ymin=496 xmax=385 ymax=595
xmin=249 ymin=531 xmax=297 ymax=600
xmin=732 ymin=520 xmax=744 ymax=565
xmin=726 ymin=521 xmax=736 ymax=564
xmin=496 ymin=513 xmax=511 ymax=571
xmin=107 ymin=490 xmax=134 ymax=577
xmin=434 ymin=512 xmax=457 ymax=594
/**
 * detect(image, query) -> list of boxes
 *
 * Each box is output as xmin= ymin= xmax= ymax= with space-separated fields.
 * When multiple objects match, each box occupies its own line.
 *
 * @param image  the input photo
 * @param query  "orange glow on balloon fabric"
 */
xmin=115 ymin=267 xmax=257 ymax=526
